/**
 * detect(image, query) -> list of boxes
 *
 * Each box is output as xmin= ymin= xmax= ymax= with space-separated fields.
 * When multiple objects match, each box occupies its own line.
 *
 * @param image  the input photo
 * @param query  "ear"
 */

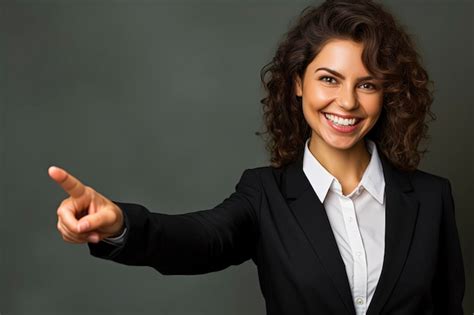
xmin=294 ymin=75 xmax=303 ymax=97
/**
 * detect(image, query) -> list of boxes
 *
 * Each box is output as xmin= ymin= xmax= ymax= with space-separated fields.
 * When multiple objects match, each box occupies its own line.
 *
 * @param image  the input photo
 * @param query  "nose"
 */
xmin=336 ymin=85 xmax=358 ymax=110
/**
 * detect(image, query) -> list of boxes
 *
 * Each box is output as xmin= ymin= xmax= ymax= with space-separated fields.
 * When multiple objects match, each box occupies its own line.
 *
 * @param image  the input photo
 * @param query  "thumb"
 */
xmin=77 ymin=211 xmax=113 ymax=233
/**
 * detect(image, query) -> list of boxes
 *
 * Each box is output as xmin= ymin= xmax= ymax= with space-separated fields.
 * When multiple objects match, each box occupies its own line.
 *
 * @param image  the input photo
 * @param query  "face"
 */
xmin=295 ymin=39 xmax=383 ymax=152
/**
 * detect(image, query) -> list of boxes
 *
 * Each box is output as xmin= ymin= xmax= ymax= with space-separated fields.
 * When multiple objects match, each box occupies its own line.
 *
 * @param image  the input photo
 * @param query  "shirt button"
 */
xmin=348 ymin=216 xmax=354 ymax=222
xmin=356 ymin=251 xmax=362 ymax=257
xmin=355 ymin=297 xmax=365 ymax=305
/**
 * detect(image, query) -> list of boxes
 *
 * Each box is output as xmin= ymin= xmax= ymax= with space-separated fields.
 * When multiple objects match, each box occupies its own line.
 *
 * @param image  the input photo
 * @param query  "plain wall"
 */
xmin=2 ymin=0 xmax=472 ymax=314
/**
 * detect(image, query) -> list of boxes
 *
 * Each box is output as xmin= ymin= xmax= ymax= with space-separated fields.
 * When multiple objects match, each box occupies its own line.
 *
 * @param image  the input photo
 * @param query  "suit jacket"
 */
xmin=88 ymin=152 xmax=465 ymax=315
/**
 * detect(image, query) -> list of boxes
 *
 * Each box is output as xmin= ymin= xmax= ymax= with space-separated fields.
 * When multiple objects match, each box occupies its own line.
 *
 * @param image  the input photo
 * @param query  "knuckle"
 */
xmin=60 ymin=224 xmax=75 ymax=238
xmin=58 ymin=222 xmax=69 ymax=236
xmin=89 ymin=188 xmax=99 ymax=203
xmin=63 ymin=233 xmax=80 ymax=244
xmin=85 ymin=186 xmax=95 ymax=197
xmin=59 ymin=198 xmax=69 ymax=208
xmin=57 ymin=199 xmax=72 ymax=217
xmin=60 ymin=219 xmax=72 ymax=232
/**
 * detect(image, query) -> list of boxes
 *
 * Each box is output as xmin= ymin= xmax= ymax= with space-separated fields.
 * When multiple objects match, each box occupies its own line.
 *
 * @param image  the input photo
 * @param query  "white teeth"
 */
xmin=324 ymin=113 xmax=358 ymax=126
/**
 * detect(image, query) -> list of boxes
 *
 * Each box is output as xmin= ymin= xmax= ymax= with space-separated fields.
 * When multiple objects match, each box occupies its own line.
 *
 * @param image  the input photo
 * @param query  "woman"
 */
xmin=49 ymin=0 xmax=465 ymax=314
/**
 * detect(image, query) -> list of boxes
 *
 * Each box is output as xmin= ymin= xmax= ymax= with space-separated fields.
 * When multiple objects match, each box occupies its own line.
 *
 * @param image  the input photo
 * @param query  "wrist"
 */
xmin=109 ymin=224 xmax=125 ymax=238
xmin=108 ymin=204 xmax=125 ymax=237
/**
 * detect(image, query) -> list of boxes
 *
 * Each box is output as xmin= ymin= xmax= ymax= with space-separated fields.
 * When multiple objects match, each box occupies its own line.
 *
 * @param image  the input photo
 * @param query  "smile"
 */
xmin=323 ymin=113 xmax=362 ymax=126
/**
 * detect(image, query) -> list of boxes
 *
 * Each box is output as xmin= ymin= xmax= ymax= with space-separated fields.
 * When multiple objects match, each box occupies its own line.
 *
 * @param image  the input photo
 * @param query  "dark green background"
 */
xmin=2 ymin=0 xmax=472 ymax=314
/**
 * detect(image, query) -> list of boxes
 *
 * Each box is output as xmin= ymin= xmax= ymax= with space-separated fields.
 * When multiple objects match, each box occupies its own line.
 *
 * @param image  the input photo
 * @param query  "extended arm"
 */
xmin=87 ymin=169 xmax=261 ymax=275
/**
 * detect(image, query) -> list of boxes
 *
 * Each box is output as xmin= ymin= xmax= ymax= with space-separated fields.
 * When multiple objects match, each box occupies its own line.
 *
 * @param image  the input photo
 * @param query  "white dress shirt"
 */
xmin=302 ymin=137 xmax=385 ymax=315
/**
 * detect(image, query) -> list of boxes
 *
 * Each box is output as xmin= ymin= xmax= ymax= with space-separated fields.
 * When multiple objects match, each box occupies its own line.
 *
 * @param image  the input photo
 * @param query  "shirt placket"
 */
xmin=339 ymin=194 xmax=368 ymax=315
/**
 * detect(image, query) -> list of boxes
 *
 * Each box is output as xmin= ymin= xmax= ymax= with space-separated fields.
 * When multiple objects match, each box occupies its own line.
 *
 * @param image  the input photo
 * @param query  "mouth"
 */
xmin=322 ymin=112 xmax=363 ymax=127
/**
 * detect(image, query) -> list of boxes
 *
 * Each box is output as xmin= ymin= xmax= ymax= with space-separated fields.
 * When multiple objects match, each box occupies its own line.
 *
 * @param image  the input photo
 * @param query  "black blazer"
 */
xmin=88 ymin=153 xmax=465 ymax=315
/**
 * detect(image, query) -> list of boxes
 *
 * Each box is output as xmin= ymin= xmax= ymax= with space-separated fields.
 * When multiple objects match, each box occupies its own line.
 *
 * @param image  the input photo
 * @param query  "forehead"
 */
xmin=308 ymin=39 xmax=370 ymax=75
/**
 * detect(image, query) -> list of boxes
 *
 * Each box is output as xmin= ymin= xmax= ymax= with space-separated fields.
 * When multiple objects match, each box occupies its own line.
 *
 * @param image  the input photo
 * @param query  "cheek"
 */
xmin=302 ymin=101 xmax=321 ymax=130
xmin=302 ymin=85 xmax=336 ymax=110
xmin=360 ymin=94 xmax=383 ymax=117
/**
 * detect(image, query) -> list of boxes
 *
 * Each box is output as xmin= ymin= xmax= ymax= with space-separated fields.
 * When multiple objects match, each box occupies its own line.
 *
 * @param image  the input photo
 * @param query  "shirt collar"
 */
xmin=302 ymin=138 xmax=385 ymax=204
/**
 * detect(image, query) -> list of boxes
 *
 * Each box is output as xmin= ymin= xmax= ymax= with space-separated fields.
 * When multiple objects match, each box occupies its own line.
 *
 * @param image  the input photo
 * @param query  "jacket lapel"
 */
xmin=366 ymin=154 xmax=419 ymax=314
xmin=283 ymin=155 xmax=356 ymax=315
xmin=282 ymin=152 xmax=419 ymax=315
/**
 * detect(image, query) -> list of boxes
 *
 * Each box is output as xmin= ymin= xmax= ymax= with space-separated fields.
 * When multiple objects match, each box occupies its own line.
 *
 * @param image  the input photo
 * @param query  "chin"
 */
xmin=319 ymin=132 xmax=363 ymax=151
xmin=329 ymin=140 xmax=360 ymax=151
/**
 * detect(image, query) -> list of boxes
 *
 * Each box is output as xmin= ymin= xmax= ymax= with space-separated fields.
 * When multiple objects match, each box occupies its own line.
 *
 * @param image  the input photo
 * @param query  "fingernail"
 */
xmin=78 ymin=221 xmax=89 ymax=233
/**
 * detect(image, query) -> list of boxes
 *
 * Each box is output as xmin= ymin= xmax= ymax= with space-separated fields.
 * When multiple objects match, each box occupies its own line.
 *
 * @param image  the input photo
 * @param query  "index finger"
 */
xmin=48 ymin=166 xmax=87 ymax=198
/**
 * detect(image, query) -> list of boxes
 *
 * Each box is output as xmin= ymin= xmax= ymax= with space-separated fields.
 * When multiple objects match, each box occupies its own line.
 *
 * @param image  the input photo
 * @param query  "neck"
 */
xmin=308 ymin=136 xmax=371 ymax=192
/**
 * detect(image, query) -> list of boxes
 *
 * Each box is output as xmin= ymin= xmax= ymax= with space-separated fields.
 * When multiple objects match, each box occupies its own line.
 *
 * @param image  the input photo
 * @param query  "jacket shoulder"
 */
xmin=241 ymin=165 xmax=286 ymax=184
xmin=411 ymin=168 xmax=448 ymax=181
xmin=409 ymin=168 xmax=451 ymax=194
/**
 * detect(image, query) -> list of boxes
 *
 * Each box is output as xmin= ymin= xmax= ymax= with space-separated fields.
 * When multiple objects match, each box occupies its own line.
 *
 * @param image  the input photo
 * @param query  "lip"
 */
xmin=322 ymin=112 xmax=362 ymax=120
xmin=321 ymin=112 xmax=362 ymax=133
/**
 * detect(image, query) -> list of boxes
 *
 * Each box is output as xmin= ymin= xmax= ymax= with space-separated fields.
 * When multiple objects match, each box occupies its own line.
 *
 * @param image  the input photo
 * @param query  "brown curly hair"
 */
xmin=257 ymin=0 xmax=435 ymax=171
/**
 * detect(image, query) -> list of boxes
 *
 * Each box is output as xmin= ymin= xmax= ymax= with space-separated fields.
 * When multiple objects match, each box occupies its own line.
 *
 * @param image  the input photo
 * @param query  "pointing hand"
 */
xmin=49 ymin=166 xmax=124 ymax=244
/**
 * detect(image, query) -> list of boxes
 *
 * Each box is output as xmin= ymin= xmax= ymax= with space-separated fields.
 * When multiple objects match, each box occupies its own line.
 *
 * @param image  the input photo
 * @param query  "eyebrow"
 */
xmin=315 ymin=67 xmax=374 ymax=81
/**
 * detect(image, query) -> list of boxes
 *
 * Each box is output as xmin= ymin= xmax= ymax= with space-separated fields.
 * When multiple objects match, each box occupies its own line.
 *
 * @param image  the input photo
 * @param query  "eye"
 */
xmin=359 ymin=82 xmax=377 ymax=90
xmin=319 ymin=76 xmax=338 ymax=85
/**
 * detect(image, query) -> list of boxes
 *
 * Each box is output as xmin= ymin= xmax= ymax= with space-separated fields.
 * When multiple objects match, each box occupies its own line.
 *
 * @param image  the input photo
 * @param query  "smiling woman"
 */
xmin=49 ymin=0 xmax=465 ymax=314
xmin=299 ymin=41 xmax=382 ymax=149
xmin=295 ymin=39 xmax=384 ymax=194
xmin=259 ymin=0 xmax=435 ymax=173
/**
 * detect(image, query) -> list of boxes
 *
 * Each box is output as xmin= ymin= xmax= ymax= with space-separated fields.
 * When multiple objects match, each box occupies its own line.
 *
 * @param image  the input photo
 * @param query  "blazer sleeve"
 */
xmin=87 ymin=168 xmax=261 ymax=275
xmin=432 ymin=178 xmax=465 ymax=314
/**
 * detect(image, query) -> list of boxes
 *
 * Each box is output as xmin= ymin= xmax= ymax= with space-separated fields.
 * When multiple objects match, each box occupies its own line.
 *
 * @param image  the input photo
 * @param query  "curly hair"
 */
xmin=257 ymin=0 xmax=435 ymax=171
